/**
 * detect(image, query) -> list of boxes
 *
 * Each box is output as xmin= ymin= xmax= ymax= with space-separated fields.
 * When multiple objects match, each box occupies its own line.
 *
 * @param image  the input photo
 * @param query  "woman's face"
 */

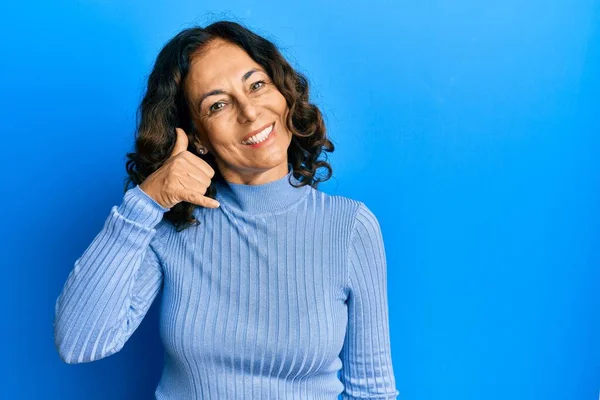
xmin=185 ymin=38 xmax=293 ymax=184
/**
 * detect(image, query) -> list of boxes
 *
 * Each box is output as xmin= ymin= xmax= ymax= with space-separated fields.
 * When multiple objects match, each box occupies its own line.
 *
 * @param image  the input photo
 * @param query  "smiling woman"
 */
xmin=124 ymin=21 xmax=336 ymax=232
xmin=53 ymin=20 xmax=400 ymax=400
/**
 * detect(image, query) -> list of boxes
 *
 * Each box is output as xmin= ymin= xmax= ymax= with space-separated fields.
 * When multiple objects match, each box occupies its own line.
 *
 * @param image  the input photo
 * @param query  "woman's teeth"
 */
xmin=242 ymin=124 xmax=273 ymax=145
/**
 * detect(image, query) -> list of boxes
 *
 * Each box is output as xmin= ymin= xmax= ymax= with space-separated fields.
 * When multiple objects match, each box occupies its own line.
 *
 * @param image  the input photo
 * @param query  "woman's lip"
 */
xmin=243 ymin=124 xmax=276 ymax=148
xmin=241 ymin=122 xmax=274 ymax=143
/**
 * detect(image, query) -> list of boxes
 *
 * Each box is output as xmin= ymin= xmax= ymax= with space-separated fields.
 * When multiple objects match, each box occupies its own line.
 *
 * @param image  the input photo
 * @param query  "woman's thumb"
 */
xmin=171 ymin=128 xmax=189 ymax=158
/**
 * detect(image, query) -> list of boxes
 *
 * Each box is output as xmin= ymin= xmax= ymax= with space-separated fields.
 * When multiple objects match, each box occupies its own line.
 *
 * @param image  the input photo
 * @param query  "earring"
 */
xmin=193 ymin=136 xmax=208 ymax=155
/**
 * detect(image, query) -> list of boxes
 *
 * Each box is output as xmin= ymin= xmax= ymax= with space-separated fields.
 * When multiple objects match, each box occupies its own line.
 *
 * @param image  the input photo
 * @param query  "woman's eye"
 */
xmin=208 ymin=81 xmax=266 ymax=114
xmin=251 ymin=80 xmax=266 ymax=91
xmin=209 ymin=101 xmax=225 ymax=113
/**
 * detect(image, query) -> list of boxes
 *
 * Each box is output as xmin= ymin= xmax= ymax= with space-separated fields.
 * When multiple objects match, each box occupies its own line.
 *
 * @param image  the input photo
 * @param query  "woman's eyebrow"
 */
xmin=197 ymin=68 xmax=263 ymax=109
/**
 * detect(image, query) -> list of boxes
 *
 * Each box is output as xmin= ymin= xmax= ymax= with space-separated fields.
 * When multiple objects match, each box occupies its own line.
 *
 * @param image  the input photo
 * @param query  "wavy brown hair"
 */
xmin=124 ymin=20 xmax=334 ymax=232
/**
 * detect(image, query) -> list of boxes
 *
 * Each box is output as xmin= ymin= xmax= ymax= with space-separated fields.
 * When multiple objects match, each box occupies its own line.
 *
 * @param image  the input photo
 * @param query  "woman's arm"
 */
xmin=53 ymin=185 xmax=169 ymax=364
xmin=340 ymin=202 xmax=400 ymax=399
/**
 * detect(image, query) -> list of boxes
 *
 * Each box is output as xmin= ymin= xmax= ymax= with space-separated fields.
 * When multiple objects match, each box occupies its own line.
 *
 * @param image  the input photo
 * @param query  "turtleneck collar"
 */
xmin=212 ymin=163 xmax=311 ymax=215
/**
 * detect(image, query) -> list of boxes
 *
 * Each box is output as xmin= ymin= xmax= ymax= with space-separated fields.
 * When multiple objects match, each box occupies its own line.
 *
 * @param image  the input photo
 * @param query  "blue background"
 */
xmin=2 ymin=0 xmax=598 ymax=399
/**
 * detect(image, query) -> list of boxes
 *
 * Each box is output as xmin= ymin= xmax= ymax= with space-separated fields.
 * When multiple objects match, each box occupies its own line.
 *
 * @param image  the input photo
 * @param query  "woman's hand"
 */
xmin=139 ymin=128 xmax=220 ymax=209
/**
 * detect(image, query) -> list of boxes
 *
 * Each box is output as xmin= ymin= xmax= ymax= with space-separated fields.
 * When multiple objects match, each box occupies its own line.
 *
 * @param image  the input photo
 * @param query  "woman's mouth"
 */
xmin=241 ymin=122 xmax=275 ymax=147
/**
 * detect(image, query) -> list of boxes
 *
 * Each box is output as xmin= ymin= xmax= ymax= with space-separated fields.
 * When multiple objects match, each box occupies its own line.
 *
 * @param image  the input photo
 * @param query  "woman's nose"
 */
xmin=237 ymin=97 xmax=259 ymax=123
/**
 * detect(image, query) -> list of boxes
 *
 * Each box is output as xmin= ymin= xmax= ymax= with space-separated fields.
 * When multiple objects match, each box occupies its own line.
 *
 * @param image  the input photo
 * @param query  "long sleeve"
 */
xmin=53 ymin=185 xmax=170 ymax=364
xmin=340 ymin=202 xmax=400 ymax=399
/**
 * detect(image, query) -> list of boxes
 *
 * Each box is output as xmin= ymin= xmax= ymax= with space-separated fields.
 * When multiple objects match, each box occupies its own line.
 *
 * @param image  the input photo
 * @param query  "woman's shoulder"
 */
xmin=309 ymin=187 xmax=374 ymax=223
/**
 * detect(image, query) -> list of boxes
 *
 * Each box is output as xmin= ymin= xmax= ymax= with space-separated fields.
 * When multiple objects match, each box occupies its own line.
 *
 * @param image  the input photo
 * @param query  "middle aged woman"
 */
xmin=53 ymin=20 xmax=400 ymax=400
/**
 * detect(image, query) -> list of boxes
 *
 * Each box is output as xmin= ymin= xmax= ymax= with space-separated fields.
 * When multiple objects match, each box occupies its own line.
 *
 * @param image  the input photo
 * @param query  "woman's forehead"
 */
xmin=188 ymin=42 xmax=263 ymax=90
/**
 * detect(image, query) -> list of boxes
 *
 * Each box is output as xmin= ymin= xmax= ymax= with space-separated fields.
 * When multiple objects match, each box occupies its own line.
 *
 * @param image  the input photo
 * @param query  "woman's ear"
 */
xmin=190 ymin=122 xmax=209 ymax=155
xmin=192 ymin=137 xmax=208 ymax=155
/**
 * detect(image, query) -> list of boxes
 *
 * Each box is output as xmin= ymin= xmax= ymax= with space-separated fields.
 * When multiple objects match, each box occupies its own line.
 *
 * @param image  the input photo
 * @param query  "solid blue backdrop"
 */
xmin=1 ymin=0 xmax=598 ymax=399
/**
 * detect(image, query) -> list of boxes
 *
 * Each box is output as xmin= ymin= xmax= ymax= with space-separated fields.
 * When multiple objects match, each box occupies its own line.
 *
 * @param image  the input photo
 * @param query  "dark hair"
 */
xmin=124 ymin=20 xmax=334 ymax=232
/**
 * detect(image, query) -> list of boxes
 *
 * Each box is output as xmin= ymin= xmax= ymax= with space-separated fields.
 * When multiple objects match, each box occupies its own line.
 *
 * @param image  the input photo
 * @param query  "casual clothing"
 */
xmin=54 ymin=164 xmax=399 ymax=399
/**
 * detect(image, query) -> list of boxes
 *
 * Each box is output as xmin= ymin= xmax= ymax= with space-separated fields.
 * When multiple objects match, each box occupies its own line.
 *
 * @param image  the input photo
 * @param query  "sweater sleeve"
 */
xmin=53 ymin=185 xmax=170 ymax=364
xmin=340 ymin=202 xmax=400 ymax=399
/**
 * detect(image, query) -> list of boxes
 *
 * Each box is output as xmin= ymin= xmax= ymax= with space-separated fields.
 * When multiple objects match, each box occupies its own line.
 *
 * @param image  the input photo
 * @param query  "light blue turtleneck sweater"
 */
xmin=53 ymin=164 xmax=399 ymax=399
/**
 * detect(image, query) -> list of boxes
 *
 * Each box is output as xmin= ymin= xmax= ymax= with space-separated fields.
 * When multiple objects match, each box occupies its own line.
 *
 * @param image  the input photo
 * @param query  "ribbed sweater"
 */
xmin=53 ymin=164 xmax=399 ymax=400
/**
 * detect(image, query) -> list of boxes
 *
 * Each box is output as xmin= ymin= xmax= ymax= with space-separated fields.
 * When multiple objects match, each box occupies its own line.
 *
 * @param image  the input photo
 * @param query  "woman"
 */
xmin=53 ymin=20 xmax=399 ymax=399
